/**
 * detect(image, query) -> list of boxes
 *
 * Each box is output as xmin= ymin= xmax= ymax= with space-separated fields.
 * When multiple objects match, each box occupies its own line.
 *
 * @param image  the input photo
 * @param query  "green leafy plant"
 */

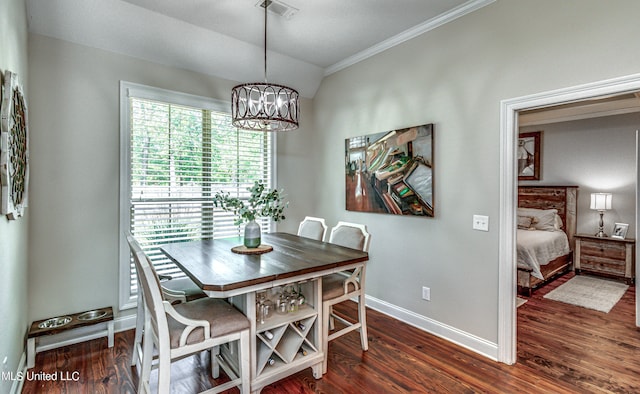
xmin=213 ymin=181 xmax=288 ymax=225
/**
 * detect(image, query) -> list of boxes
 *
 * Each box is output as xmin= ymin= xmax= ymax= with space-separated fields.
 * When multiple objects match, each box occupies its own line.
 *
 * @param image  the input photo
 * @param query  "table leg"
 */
xmin=211 ymin=346 xmax=220 ymax=378
xmin=27 ymin=338 xmax=36 ymax=369
xmin=107 ymin=321 xmax=114 ymax=347
xmin=312 ymin=362 xmax=323 ymax=379
xmin=240 ymin=292 xmax=258 ymax=388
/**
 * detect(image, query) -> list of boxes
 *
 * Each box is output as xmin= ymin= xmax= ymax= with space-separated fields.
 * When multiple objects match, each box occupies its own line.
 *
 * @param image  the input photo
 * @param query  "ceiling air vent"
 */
xmin=256 ymin=0 xmax=299 ymax=19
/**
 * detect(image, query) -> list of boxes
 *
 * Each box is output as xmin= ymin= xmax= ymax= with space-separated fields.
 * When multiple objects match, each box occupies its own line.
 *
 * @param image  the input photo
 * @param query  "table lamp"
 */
xmin=590 ymin=192 xmax=612 ymax=237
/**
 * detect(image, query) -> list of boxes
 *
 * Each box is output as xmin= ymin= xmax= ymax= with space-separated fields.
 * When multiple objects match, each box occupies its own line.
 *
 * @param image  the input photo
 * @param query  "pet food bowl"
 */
xmin=38 ymin=316 xmax=72 ymax=329
xmin=77 ymin=310 xmax=108 ymax=321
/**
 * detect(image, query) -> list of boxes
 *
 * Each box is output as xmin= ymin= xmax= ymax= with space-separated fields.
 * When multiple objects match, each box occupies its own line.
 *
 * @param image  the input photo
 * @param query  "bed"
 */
xmin=517 ymin=186 xmax=578 ymax=296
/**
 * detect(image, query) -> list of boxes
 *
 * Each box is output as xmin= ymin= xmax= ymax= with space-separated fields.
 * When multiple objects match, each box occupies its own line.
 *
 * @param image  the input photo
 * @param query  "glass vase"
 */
xmin=244 ymin=219 xmax=261 ymax=248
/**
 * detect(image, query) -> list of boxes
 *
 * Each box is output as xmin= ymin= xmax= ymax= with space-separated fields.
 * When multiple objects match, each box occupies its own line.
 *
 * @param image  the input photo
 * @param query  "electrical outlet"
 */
xmin=422 ymin=286 xmax=430 ymax=301
xmin=473 ymin=215 xmax=489 ymax=231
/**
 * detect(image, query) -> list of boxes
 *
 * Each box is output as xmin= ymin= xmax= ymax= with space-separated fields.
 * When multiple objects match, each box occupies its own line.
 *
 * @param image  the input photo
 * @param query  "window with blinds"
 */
xmin=119 ymin=82 xmax=273 ymax=307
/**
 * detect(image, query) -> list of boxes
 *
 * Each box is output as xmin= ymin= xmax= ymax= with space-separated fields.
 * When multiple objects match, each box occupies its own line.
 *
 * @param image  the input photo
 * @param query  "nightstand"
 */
xmin=574 ymin=234 xmax=635 ymax=284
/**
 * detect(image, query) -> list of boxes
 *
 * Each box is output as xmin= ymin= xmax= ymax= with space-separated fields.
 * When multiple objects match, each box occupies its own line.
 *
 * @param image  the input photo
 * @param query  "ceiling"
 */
xmin=26 ymin=0 xmax=494 ymax=97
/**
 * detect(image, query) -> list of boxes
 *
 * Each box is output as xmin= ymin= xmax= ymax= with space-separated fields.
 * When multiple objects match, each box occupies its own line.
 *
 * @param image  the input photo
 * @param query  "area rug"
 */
xmin=516 ymin=297 xmax=528 ymax=308
xmin=543 ymin=275 xmax=628 ymax=313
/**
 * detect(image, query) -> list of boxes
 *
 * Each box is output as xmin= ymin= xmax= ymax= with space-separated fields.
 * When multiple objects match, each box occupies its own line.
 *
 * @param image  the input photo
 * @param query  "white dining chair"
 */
xmin=322 ymin=221 xmax=371 ymax=374
xmin=127 ymin=233 xmax=250 ymax=394
xmin=129 ymin=242 xmax=207 ymax=375
xmin=297 ymin=216 xmax=328 ymax=241
xmin=132 ymin=275 xmax=207 ymax=370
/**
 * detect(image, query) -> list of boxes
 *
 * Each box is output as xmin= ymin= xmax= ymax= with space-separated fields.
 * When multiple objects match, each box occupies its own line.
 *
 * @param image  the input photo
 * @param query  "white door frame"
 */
xmin=498 ymin=73 xmax=640 ymax=364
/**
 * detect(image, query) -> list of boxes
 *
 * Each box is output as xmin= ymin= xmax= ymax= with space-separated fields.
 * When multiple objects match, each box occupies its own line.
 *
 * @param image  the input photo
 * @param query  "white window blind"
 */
xmin=121 ymin=84 xmax=273 ymax=303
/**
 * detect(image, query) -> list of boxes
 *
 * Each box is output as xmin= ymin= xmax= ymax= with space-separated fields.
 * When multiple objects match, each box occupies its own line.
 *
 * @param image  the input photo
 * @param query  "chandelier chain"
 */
xmin=264 ymin=1 xmax=267 ymax=83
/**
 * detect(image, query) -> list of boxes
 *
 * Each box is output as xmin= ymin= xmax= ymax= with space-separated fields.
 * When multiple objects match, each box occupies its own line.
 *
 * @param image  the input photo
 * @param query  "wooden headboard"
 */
xmin=518 ymin=185 xmax=578 ymax=250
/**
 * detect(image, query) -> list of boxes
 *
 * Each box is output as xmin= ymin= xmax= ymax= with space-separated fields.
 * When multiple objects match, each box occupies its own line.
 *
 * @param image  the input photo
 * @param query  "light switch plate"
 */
xmin=473 ymin=215 xmax=489 ymax=231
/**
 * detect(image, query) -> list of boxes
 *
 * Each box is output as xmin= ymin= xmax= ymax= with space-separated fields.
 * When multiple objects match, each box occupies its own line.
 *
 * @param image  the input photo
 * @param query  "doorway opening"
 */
xmin=498 ymin=73 xmax=640 ymax=364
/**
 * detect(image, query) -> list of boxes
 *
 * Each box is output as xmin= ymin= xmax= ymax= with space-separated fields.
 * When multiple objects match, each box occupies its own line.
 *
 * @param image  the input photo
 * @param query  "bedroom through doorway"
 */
xmin=515 ymin=98 xmax=640 ymax=358
xmin=498 ymin=73 xmax=640 ymax=365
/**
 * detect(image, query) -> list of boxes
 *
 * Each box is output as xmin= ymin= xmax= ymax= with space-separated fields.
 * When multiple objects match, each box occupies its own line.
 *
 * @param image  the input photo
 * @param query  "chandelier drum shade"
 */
xmin=231 ymin=82 xmax=299 ymax=131
xmin=231 ymin=0 xmax=299 ymax=132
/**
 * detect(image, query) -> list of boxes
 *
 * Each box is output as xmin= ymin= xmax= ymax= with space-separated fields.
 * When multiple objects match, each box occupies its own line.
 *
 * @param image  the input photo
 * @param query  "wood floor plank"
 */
xmin=22 ymin=272 xmax=640 ymax=393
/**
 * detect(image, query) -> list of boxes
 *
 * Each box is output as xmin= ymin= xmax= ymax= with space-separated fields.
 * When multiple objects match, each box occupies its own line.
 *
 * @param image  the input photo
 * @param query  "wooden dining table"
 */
xmin=160 ymin=232 xmax=369 ymax=393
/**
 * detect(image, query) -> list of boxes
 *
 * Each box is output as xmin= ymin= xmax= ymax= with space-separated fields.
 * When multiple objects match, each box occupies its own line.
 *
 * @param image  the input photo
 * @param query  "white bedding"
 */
xmin=517 ymin=229 xmax=570 ymax=280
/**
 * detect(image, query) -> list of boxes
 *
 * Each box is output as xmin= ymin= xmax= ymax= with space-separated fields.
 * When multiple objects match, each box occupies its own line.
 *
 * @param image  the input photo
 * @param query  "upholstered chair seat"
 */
xmin=168 ymin=298 xmax=250 ymax=349
xmin=322 ymin=273 xmax=357 ymax=301
xmin=131 ymin=263 xmax=206 ymax=373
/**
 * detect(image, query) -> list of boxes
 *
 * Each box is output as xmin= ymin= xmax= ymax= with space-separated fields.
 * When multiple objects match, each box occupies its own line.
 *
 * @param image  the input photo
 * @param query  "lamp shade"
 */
xmin=590 ymin=192 xmax=612 ymax=211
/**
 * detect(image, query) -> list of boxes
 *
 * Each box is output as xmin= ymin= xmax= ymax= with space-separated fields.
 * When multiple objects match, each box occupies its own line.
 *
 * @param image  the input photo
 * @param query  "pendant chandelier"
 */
xmin=231 ymin=1 xmax=299 ymax=132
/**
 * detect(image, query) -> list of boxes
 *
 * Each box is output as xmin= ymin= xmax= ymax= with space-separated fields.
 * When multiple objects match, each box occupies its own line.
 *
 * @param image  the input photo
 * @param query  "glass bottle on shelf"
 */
xmin=257 ymin=292 xmax=267 ymax=324
xmin=296 ymin=283 xmax=306 ymax=306
xmin=277 ymin=291 xmax=288 ymax=314
xmin=262 ymin=300 xmax=273 ymax=320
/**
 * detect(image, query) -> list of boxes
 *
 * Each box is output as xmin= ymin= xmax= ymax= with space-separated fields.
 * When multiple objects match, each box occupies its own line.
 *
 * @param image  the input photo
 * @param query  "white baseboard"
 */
xmin=365 ymin=295 xmax=498 ymax=361
xmin=115 ymin=312 xmax=138 ymax=332
xmin=8 ymin=353 xmax=26 ymax=394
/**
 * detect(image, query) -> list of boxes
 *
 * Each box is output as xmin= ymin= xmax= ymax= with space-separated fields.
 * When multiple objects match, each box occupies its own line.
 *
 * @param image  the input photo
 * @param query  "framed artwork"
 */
xmin=0 ymin=70 xmax=29 ymax=220
xmin=345 ymin=123 xmax=433 ymax=217
xmin=611 ymin=223 xmax=629 ymax=239
xmin=518 ymin=131 xmax=541 ymax=180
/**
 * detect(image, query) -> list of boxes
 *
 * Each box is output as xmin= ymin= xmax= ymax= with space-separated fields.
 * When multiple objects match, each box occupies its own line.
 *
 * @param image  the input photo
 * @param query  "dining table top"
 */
xmin=160 ymin=232 xmax=369 ymax=295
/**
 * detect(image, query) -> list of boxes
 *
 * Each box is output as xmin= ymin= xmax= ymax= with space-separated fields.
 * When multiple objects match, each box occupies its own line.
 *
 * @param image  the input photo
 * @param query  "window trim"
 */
xmin=118 ymin=81 xmax=277 ymax=310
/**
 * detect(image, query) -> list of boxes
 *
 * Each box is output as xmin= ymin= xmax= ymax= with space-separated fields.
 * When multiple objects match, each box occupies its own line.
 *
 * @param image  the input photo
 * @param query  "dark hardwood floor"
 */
xmin=22 ymin=272 xmax=640 ymax=393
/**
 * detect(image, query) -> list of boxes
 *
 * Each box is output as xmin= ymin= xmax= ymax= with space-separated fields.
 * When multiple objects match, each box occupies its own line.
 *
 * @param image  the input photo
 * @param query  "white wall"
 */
xmin=27 ymin=33 xmax=314 ymax=321
xmin=521 ymin=113 xmax=639 ymax=238
xmin=0 ymin=0 xmax=29 ymax=390
xmin=309 ymin=0 xmax=640 ymax=345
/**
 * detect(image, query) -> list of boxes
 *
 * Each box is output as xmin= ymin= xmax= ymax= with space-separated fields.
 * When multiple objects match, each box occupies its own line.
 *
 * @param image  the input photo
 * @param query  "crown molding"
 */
xmin=323 ymin=0 xmax=495 ymax=76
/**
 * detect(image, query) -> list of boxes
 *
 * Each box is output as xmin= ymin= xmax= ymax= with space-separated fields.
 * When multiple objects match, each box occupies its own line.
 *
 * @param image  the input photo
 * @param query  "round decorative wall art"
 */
xmin=1 ymin=70 xmax=29 ymax=220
